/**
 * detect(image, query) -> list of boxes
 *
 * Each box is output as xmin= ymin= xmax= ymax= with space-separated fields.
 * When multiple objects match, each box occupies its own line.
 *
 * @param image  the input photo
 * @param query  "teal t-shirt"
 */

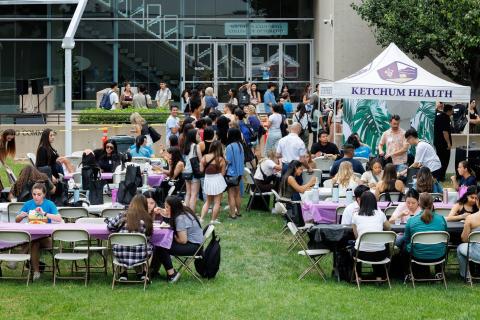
xmin=19 ymin=199 xmax=58 ymax=223
xmin=404 ymin=211 xmax=448 ymax=260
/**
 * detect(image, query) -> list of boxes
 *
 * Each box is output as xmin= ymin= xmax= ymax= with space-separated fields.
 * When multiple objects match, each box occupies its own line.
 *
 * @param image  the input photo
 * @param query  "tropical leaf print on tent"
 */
xmin=410 ymin=101 xmax=435 ymax=142
xmin=351 ymin=100 xmax=391 ymax=150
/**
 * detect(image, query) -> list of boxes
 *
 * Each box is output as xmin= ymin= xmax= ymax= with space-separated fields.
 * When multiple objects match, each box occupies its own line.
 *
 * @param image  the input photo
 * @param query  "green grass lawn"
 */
xmin=1 ymin=164 xmax=479 ymax=319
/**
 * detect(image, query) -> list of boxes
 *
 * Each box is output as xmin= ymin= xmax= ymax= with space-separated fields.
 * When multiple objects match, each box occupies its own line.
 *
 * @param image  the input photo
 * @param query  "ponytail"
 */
xmin=419 ymin=192 xmax=434 ymax=224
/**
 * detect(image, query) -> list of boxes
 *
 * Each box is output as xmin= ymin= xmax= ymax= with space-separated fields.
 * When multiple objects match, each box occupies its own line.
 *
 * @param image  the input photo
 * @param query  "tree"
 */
xmin=352 ymin=0 xmax=480 ymax=95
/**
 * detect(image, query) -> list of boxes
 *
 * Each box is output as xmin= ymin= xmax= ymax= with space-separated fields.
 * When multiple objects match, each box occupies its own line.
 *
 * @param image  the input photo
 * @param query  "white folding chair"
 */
xmin=101 ymin=208 xmax=124 ymax=219
xmin=313 ymin=157 xmax=334 ymax=184
xmin=336 ymin=205 xmax=346 ymax=223
xmin=74 ymin=218 xmax=108 ymax=275
xmin=287 ymin=222 xmax=330 ymax=280
xmin=409 ymin=231 xmax=449 ymax=289
xmin=52 ymin=229 xmax=90 ymax=286
xmin=323 ymin=179 xmax=333 ymax=188
xmin=466 ymin=231 xmax=480 ymax=286
xmin=0 ymin=231 xmax=31 ymax=285
xmin=112 ymin=172 xmax=126 ymax=184
xmin=65 ymin=156 xmax=82 ymax=170
xmin=109 ymin=233 xmax=150 ymax=290
xmin=71 ymin=172 xmax=82 ymax=186
xmin=58 ymin=207 xmax=89 ymax=222
xmin=352 ymin=231 xmax=397 ymax=289
xmin=244 ymin=167 xmax=272 ymax=211
xmin=430 ymin=193 xmax=444 ymax=202
xmin=7 ymin=202 xmax=25 ymax=223
xmin=383 ymin=206 xmax=398 ymax=219
xmin=5 ymin=166 xmax=17 ymax=185
xmin=26 ymin=153 xmax=36 ymax=166
xmin=173 ymin=225 xmax=215 ymax=284
xmin=353 ymin=157 xmax=368 ymax=170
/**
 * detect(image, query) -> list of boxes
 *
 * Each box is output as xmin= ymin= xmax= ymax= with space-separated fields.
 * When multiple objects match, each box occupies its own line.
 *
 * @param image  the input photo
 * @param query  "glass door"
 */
xmin=281 ymin=43 xmax=311 ymax=102
xmin=184 ymin=42 xmax=214 ymax=92
xmin=217 ymin=43 xmax=247 ymax=103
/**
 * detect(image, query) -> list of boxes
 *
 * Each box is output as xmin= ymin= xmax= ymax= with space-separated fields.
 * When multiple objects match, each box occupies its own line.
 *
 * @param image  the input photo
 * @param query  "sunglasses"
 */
xmin=106 ymin=145 xmax=114 ymax=150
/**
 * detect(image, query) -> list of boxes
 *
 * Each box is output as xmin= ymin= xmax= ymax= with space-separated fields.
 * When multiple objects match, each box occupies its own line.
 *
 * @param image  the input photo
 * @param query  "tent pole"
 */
xmin=467 ymin=116 xmax=470 ymax=160
xmin=333 ymin=99 xmax=336 ymax=146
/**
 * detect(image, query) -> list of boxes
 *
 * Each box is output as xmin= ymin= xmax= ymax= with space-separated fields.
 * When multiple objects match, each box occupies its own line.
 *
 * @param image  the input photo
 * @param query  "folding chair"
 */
xmin=52 ymin=229 xmax=90 ymax=286
xmin=112 ymin=172 xmax=126 ymax=185
xmin=65 ymin=156 xmax=82 ymax=170
xmin=74 ymin=218 xmax=108 ymax=275
xmin=302 ymin=169 xmax=323 ymax=187
xmin=58 ymin=207 xmax=89 ymax=223
xmin=323 ymin=179 xmax=333 ymax=188
xmin=313 ymin=157 xmax=334 ymax=185
xmin=409 ymin=231 xmax=449 ymax=289
xmin=466 ymin=231 xmax=480 ymax=286
xmin=173 ymin=224 xmax=215 ymax=284
xmin=244 ymin=167 xmax=271 ymax=211
xmin=430 ymin=193 xmax=444 ymax=202
xmin=7 ymin=202 xmax=25 ymax=223
xmin=101 ymin=208 xmax=124 ymax=219
xmin=434 ymin=208 xmax=450 ymax=217
xmin=287 ymin=222 xmax=330 ymax=280
xmin=351 ymin=231 xmax=397 ymax=289
xmin=353 ymin=157 xmax=369 ymax=170
xmin=26 ymin=153 xmax=36 ymax=166
xmin=336 ymin=206 xmax=346 ymax=223
xmin=378 ymin=192 xmax=404 ymax=202
xmin=383 ymin=206 xmax=398 ymax=219
xmin=0 ymin=230 xmax=31 ymax=285
xmin=5 ymin=166 xmax=17 ymax=185
xmin=109 ymin=233 xmax=150 ymax=291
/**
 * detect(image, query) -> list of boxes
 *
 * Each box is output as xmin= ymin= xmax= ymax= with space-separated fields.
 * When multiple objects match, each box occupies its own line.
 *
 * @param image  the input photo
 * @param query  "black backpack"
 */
xmin=117 ymin=165 xmax=142 ymax=205
xmin=238 ymin=89 xmax=250 ymax=106
xmin=195 ymin=227 xmax=221 ymax=279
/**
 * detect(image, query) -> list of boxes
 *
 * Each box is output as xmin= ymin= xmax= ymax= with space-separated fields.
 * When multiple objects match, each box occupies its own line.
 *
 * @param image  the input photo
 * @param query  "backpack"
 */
xmin=280 ymin=115 xmax=288 ymax=137
xmin=117 ymin=165 xmax=142 ymax=205
xmin=245 ymin=123 xmax=258 ymax=143
xmin=238 ymin=89 xmax=250 ymax=106
xmin=195 ymin=227 xmax=221 ymax=279
xmin=99 ymin=90 xmax=114 ymax=110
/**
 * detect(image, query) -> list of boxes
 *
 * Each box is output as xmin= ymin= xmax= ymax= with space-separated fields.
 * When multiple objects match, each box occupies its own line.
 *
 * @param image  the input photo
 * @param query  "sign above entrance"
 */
xmin=224 ymin=22 xmax=288 ymax=36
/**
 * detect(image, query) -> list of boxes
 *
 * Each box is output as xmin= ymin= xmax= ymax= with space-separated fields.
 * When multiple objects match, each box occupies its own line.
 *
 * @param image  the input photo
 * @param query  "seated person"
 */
xmin=389 ymin=189 xmax=421 ymax=224
xmin=457 ymin=193 xmax=480 ymax=280
xmin=451 ymin=160 xmax=477 ymax=191
xmin=341 ymin=185 xmax=370 ymax=225
xmin=157 ymin=147 xmax=185 ymax=204
xmin=310 ymin=130 xmax=340 ymax=159
xmin=360 ymin=158 xmax=383 ymax=188
xmin=143 ymin=191 xmax=166 ymax=222
xmin=106 ymin=195 xmax=153 ymax=281
xmin=9 ymin=165 xmax=56 ymax=201
xmin=94 ymin=139 xmax=121 ymax=173
xmin=375 ymin=163 xmax=405 ymax=200
xmin=352 ymin=192 xmax=391 ymax=280
xmin=254 ymin=150 xmax=282 ymax=192
xmin=412 ymin=167 xmax=443 ymax=194
xmin=347 ymin=133 xmax=371 ymax=159
xmin=149 ymin=196 xmax=204 ymax=282
xmin=447 ymin=186 xmax=478 ymax=222
xmin=329 ymin=144 xmax=365 ymax=177
xmin=332 ymin=161 xmax=359 ymax=191
xmin=15 ymin=183 xmax=63 ymax=281
xmin=403 ymin=193 xmax=448 ymax=277
xmin=129 ymin=135 xmax=153 ymax=158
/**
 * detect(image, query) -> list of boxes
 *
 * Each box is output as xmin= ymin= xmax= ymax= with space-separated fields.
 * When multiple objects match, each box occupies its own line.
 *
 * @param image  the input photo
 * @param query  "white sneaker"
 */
xmin=33 ymin=272 xmax=41 ymax=281
xmin=210 ymin=219 xmax=221 ymax=225
xmin=271 ymin=208 xmax=278 ymax=214
xmin=7 ymin=261 xmax=17 ymax=270
xmin=223 ymin=205 xmax=230 ymax=211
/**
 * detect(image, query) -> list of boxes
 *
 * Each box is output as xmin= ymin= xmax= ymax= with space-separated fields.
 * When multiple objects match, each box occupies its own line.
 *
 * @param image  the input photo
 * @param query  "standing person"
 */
xmin=235 ymin=108 xmax=252 ymax=145
xmin=216 ymin=115 xmax=231 ymax=145
xmin=203 ymin=87 xmax=218 ymax=116
xmin=132 ymin=84 xmax=152 ymax=108
xmin=237 ymin=82 xmax=251 ymax=108
xmin=166 ymin=106 xmax=180 ymax=146
xmin=0 ymin=128 xmax=15 ymax=165
xmin=182 ymin=129 xmax=202 ymax=211
xmin=327 ymin=100 xmax=343 ymax=145
xmin=302 ymin=83 xmax=312 ymax=109
xmin=276 ymin=123 xmax=312 ymax=174
xmin=155 ymin=80 xmax=171 ymax=108
xmin=249 ymin=83 xmax=261 ymax=107
xmin=405 ymin=128 xmax=442 ymax=180
xmin=280 ymin=93 xmax=293 ymax=114
xmin=149 ymin=196 xmax=203 ymax=283
xmin=457 ymin=195 xmax=480 ymax=280
xmin=292 ymin=103 xmax=310 ymax=147
xmin=103 ymin=82 xmax=120 ymax=110
xmin=225 ymin=128 xmax=244 ymax=219
xmin=120 ymin=81 xmax=134 ymax=109
xmin=263 ymin=82 xmax=277 ymax=114
xmin=264 ymin=104 xmax=284 ymax=156
xmin=200 ymin=141 xmax=227 ymax=224
xmin=181 ymin=88 xmax=191 ymax=114
xmin=130 ymin=112 xmax=153 ymax=146
xmin=310 ymin=102 xmax=324 ymax=144
xmin=434 ymin=104 xmax=453 ymax=181
xmin=106 ymin=195 xmax=153 ymax=281
xmin=468 ymin=99 xmax=480 ymax=133
xmin=227 ymin=88 xmax=238 ymax=106
xmin=435 ymin=101 xmax=444 ymax=116
xmin=451 ymin=160 xmax=477 ymax=191
xmin=377 ymin=115 xmax=409 ymax=172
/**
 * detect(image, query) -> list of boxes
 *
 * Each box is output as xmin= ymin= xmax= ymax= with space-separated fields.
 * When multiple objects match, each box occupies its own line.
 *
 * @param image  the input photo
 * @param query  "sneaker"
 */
xmin=167 ymin=271 xmax=181 ymax=284
xmin=119 ymin=271 xmax=128 ymax=281
xmin=223 ymin=205 xmax=230 ymax=211
xmin=137 ymin=272 xmax=147 ymax=281
xmin=7 ymin=261 xmax=17 ymax=270
xmin=210 ymin=219 xmax=222 ymax=224
xmin=403 ymin=274 xmax=412 ymax=284
xmin=33 ymin=271 xmax=41 ymax=281
xmin=435 ymin=272 xmax=444 ymax=280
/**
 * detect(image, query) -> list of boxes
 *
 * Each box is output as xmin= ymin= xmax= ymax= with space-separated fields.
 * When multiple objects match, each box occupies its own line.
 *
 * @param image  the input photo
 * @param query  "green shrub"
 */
xmin=78 ymin=107 xmax=170 ymax=124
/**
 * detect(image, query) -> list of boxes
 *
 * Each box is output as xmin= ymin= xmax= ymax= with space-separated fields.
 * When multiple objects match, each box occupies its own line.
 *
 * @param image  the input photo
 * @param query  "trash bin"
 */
xmin=110 ymin=135 xmax=135 ymax=154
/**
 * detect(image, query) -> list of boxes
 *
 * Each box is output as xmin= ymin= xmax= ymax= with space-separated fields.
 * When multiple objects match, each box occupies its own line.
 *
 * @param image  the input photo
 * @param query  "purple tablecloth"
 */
xmin=64 ymin=173 xmax=165 ymax=187
xmin=0 ymin=222 xmax=173 ymax=249
xmin=301 ymin=201 xmax=454 ymax=224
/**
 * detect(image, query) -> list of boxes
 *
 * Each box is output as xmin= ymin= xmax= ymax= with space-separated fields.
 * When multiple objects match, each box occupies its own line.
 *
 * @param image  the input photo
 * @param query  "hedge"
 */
xmin=78 ymin=107 xmax=171 ymax=124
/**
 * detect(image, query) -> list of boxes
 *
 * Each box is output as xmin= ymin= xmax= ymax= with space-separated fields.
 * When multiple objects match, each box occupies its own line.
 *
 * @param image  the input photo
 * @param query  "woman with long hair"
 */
xmin=130 ymin=112 xmax=152 ymax=146
xmin=10 ymin=165 xmax=56 ymax=201
xmin=96 ymin=139 xmax=121 ymax=173
xmin=200 ymin=140 xmax=227 ymax=224
xmin=129 ymin=135 xmax=153 ymax=158
xmin=223 ymin=103 xmax=236 ymax=122
xmin=143 ymin=190 xmax=170 ymax=223
xmin=178 ymin=118 xmax=195 ymax=150
xmin=375 ymin=163 xmax=405 ymax=200
xmin=120 ymin=81 xmax=133 ymax=108
xmin=280 ymin=160 xmax=316 ymax=201
xmin=182 ymin=129 xmax=202 ymax=211
xmin=447 ymin=186 xmax=479 ymax=222
xmin=149 ymin=196 xmax=204 ymax=282
xmin=216 ymin=115 xmax=231 ymax=145
xmin=227 ymin=88 xmax=238 ymax=106
xmin=0 ymin=129 xmax=15 ymax=164
xmin=414 ymin=166 xmax=443 ymax=194
xmin=332 ymin=161 xmax=359 ymax=190
xmin=107 ymin=194 xmax=153 ymax=281
xmin=293 ymin=103 xmax=310 ymax=146
xmin=225 ymin=128 xmax=245 ymax=219
xmin=157 ymin=146 xmax=185 ymax=204
xmin=36 ymin=128 xmax=72 ymax=181
xmin=451 ymin=160 xmax=477 ymax=191
xmin=352 ymin=192 xmax=390 ymax=280
xmin=248 ymin=83 xmax=261 ymax=106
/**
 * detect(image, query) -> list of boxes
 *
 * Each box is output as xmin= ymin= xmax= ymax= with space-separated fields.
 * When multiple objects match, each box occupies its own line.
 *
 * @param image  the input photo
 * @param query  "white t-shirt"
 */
xmin=268 ymin=113 xmax=283 ymax=130
xmin=109 ymin=90 xmax=119 ymax=110
xmin=276 ymin=133 xmax=307 ymax=164
xmin=166 ymin=115 xmax=180 ymax=144
xmin=415 ymin=141 xmax=442 ymax=172
xmin=341 ymin=202 xmax=359 ymax=225
xmin=155 ymin=88 xmax=172 ymax=107
xmin=352 ymin=210 xmax=387 ymax=252
xmin=293 ymin=112 xmax=309 ymax=130
xmin=254 ymin=159 xmax=276 ymax=180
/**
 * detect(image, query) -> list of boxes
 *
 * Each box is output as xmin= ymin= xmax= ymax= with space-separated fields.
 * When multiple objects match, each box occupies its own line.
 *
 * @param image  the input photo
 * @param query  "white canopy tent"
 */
xmin=329 ymin=43 xmax=471 ymax=154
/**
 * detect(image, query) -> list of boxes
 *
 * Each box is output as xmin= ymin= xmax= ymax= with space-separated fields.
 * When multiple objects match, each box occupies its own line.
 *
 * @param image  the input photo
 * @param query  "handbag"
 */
xmin=148 ymin=126 xmax=161 ymax=143
xmin=190 ymin=144 xmax=203 ymax=178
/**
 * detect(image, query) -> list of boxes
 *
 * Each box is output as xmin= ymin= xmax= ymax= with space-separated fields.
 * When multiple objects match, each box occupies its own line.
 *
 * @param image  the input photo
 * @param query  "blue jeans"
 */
xmin=264 ymin=130 xmax=281 ymax=157
xmin=457 ymin=243 xmax=480 ymax=278
xmin=395 ymin=164 xmax=407 ymax=173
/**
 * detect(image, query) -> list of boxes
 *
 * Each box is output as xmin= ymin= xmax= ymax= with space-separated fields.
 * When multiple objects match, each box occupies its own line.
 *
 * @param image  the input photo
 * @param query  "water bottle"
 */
xmin=142 ymin=168 xmax=148 ymax=187
xmin=443 ymin=188 xmax=448 ymax=204
xmin=312 ymin=184 xmax=320 ymax=204
xmin=346 ymin=188 xmax=353 ymax=204
xmin=332 ymin=183 xmax=340 ymax=203
xmin=68 ymin=178 xmax=75 ymax=190
xmin=73 ymin=185 xmax=80 ymax=203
